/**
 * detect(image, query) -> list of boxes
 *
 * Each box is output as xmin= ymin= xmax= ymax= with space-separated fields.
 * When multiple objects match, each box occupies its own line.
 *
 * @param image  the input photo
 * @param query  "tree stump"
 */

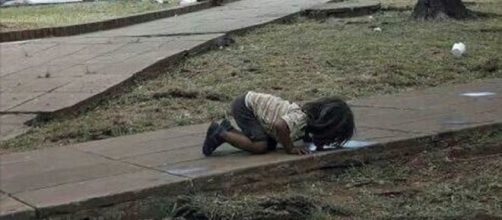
xmin=412 ymin=0 xmax=471 ymax=20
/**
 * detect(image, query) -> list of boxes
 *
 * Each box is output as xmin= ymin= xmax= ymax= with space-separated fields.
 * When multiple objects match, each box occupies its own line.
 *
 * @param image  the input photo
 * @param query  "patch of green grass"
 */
xmin=0 ymin=0 xmax=177 ymax=31
xmin=1 ymin=2 xmax=502 ymax=153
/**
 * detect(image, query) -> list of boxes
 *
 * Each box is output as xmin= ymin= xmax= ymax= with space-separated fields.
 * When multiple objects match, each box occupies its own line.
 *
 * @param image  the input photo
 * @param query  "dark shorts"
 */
xmin=232 ymin=93 xmax=277 ymax=150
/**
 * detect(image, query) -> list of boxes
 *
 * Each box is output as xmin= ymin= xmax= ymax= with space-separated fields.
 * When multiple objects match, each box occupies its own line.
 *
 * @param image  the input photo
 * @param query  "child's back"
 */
xmin=245 ymin=91 xmax=306 ymax=141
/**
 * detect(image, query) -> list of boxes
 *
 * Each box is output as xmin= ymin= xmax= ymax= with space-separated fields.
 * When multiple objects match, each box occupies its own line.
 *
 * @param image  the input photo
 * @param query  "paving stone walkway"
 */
xmin=0 ymin=0 xmax=329 ymax=140
xmin=1 ymin=78 xmax=501 ymax=219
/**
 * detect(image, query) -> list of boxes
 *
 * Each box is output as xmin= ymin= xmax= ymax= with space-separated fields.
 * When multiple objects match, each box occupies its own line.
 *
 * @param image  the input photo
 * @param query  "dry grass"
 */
xmin=0 ymin=0 xmax=177 ymax=31
xmin=262 ymin=130 xmax=502 ymax=218
xmin=1 ymin=1 xmax=501 ymax=152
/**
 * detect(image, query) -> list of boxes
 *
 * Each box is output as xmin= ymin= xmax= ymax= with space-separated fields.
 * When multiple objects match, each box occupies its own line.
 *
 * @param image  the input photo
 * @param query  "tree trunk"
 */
xmin=412 ymin=0 xmax=471 ymax=20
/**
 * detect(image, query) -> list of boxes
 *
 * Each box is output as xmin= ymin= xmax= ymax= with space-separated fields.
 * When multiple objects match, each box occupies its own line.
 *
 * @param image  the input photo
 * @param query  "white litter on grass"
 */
xmin=461 ymin=92 xmax=496 ymax=97
xmin=373 ymin=27 xmax=382 ymax=32
xmin=451 ymin=42 xmax=466 ymax=57
xmin=179 ymin=0 xmax=196 ymax=6
xmin=441 ymin=119 xmax=471 ymax=125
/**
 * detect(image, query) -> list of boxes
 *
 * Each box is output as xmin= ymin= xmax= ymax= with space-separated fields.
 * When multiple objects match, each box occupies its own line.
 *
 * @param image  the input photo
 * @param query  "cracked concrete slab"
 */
xmin=0 ymin=147 xmax=143 ymax=194
xmin=0 ymin=34 xmax=223 ymax=115
xmin=0 ymin=114 xmax=37 ymax=144
xmin=14 ymin=170 xmax=188 ymax=217
xmin=0 ymin=192 xmax=35 ymax=220
xmin=76 ymin=131 xmax=207 ymax=160
xmin=84 ymin=0 xmax=326 ymax=38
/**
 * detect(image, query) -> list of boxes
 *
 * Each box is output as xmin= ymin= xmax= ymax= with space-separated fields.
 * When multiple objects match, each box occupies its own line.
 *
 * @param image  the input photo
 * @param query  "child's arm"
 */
xmin=274 ymin=119 xmax=309 ymax=155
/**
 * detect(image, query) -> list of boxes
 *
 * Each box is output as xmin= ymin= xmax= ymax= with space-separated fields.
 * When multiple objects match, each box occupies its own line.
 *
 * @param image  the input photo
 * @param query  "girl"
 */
xmin=202 ymin=91 xmax=355 ymax=155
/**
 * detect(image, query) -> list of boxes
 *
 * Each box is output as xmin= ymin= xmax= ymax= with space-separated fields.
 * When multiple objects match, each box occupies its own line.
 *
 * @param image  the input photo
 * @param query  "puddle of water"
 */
xmin=460 ymin=92 xmax=496 ymax=97
xmin=440 ymin=116 xmax=471 ymax=125
xmin=441 ymin=117 xmax=476 ymax=125
xmin=442 ymin=120 xmax=470 ymax=125
xmin=342 ymin=140 xmax=376 ymax=148
xmin=306 ymin=140 xmax=375 ymax=152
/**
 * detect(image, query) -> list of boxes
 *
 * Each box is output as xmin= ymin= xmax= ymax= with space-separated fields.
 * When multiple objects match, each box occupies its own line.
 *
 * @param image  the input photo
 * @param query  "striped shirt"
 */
xmin=245 ymin=91 xmax=307 ymax=141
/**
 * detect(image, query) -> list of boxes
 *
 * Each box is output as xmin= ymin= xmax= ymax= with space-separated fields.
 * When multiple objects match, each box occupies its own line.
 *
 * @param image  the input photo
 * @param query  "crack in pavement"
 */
xmin=2 ymin=83 xmax=72 ymax=114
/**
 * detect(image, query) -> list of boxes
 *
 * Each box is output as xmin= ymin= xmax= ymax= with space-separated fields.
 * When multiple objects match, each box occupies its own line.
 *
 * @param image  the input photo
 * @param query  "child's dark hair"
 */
xmin=302 ymin=96 xmax=355 ymax=147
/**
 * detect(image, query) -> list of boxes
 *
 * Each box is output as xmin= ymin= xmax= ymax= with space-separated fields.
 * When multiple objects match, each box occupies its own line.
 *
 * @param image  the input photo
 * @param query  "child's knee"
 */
xmin=251 ymin=142 xmax=269 ymax=154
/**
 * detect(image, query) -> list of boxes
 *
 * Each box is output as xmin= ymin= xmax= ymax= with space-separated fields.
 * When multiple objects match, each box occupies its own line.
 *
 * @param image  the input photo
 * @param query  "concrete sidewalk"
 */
xmin=0 ymin=0 xmax=328 ymax=140
xmin=1 ymin=78 xmax=501 ymax=219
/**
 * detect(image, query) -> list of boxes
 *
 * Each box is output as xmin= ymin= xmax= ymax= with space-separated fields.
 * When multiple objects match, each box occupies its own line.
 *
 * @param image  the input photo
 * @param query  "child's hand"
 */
xmin=274 ymin=119 xmax=310 ymax=155
xmin=288 ymin=147 xmax=310 ymax=155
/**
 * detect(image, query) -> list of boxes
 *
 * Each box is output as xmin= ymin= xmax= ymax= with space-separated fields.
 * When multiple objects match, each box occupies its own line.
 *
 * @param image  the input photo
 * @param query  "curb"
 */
xmin=7 ymin=122 xmax=500 ymax=219
xmin=304 ymin=1 xmax=381 ymax=18
xmin=0 ymin=0 xmax=238 ymax=43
